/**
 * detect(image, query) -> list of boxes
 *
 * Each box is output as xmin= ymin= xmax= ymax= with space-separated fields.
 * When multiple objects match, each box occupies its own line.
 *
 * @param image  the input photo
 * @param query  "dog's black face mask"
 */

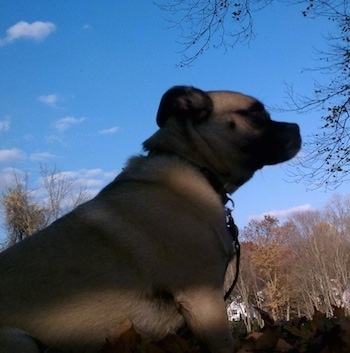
xmin=261 ymin=121 xmax=301 ymax=165
xmin=241 ymin=119 xmax=301 ymax=170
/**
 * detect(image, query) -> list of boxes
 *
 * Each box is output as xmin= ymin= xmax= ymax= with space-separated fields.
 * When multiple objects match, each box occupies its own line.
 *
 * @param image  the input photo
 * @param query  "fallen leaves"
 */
xmin=99 ymin=320 xmax=142 ymax=353
xmin=99 ymin=308 xmax=350 ymax=353
xmin=99 ymin=320 xmax=199 ymax=353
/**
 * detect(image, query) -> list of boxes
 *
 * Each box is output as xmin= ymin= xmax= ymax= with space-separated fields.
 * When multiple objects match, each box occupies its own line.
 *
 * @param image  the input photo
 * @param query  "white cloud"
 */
xmin=251 ymin=204 xmax=314 ymax=221
xmin=82 ymin=24 xmax=93 ymax=31
xmin=77 ymin=169 xmax=116 ymax=191
xmin=0 ymin=167 xmax=26 ymax=191
xmin=30 ymin=152 xmax=56 ymax=161
xmin=81 ymin=169 xmax=116 ymax=183
xmin=0 ymin=21 xmax=56 ymax=46
xmin=0 ymin=117 xmax=10 ymax=132
xmin=0 ymin=148 xmax=25 ymax=162
xmin=83 ymin=168 xmax=107 ymax=178
xmin=53 ymin=116 xmax=86 ymax=131
xmin=36 ymin=168 xmax=117 ymax=203
xmin=98 ymin=126 xmax=119 ymax=135
xmin=45 ymin=135 xmax=65 ymax=145
xmin=55 ymin=168 xmax=116 ymax=188
xmin=38 ymin=94 xmax=59 ymax=108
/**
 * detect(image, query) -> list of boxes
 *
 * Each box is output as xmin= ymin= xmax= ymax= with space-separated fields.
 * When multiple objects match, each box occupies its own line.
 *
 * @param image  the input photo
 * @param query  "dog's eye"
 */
xmin=228 ymin=121 xmax=236 ymax=129
xmin=254 ymin=111 xmax=270 ymax=122
xmin=249 ymin=113 xmax=269 ymax=127
xmin=235 ymin=107 xmax=270 ymax=126
xmin=235 ymin=109 xmax=249 ymax=117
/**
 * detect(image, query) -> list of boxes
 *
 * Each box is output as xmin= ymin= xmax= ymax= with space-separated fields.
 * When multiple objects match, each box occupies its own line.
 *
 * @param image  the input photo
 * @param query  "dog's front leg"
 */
xmin=175 ymin=288 xmax=234 ymax=353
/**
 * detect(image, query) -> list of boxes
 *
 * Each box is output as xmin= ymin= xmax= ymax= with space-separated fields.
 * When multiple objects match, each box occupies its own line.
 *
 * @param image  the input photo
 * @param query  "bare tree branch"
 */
xmin=284 ymin=6 xmax=350 ymax=189
xmin=157 ymin=0 xmax=273 ymax=66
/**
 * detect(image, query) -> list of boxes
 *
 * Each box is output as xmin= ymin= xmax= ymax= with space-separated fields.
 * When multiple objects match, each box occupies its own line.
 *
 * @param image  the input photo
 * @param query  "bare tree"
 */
xmin=234 ymin=201 xmax=350 ymax=322
xmin=1 ymin=172 xmax=46 ymax=247
xmin=1 ymin=166 xmax=90 ymax=248
xmin=39 ymin=164 xmax=90 ymax=225
xmin=241 ymin=216 xmax=296 ymax=320
xmin=233 ymin=241 xmax=264 ymax=331
xmin=324 ymin=193 xmax=350 ymax=238
xmin=287 ymin=1 xmax=350 ymax=188
xmin=289 ymin=205 xmax=350 ymax=316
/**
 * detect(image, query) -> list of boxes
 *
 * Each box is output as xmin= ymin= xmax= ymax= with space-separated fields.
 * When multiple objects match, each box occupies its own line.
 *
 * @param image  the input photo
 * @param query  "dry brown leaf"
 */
xmin=255 ymin=327 xmax=280 ymax=350
xmin=236 ymin=341 xmax=257 ymax=353
xmin=238 ymin=329 xmax=294 ymax=353
xmin=333 ymin=306 xmax=346 ymax=318
xmin=276 ymin=338 xmax=294 ymax=352
xmin=245 ymin=331 xmax=263 ymax=340
xmin=147 ymin=334 xmax=193 ymax=353
xmin=96 ymin=313 xmax=350 ymax=353
xmin=99 ymin=319 xmax=142 ymax=353
xmin=338 ymin=317 xmax=350 ymax=351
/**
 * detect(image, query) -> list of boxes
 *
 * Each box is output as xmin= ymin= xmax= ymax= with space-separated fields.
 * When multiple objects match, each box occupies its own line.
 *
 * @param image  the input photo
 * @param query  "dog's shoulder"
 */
xmin=99 ymin=154 xmax=222 ymax=209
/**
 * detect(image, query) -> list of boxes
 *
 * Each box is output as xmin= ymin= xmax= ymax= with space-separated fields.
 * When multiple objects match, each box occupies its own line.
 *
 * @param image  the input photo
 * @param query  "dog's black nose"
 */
xmin=287 ymin=123 xmax=302 ymax=154
xmin=260 ymin=122 xmax=301 ymax=166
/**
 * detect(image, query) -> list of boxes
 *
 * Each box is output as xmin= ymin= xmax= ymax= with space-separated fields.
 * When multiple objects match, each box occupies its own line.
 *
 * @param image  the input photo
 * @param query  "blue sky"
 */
xmin=1 ymin=1 xmax=349 ymax=242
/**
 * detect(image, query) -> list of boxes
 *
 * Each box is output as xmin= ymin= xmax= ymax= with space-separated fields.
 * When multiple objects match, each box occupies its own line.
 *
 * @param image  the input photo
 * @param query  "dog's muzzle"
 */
xmin=243 ymin=122 xmax=301 ymax=169
xmin=260 ymin=122 xmax=301 ymax=166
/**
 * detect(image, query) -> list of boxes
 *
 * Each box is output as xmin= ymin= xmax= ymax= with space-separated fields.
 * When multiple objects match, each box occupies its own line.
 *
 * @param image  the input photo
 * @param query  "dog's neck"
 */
xmin=147 ymin=149 xmax=229 ymax=205
xmin=199 ymin=167 xmax=230 ymax=205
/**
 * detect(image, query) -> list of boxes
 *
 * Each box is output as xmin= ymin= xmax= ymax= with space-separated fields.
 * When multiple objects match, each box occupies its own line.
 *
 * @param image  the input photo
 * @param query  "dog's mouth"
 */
xmin=265 ymin=133 xmax=301 ymax=166
xmin=243 ymin=122 xmax=301 ymax=169
xmin=267 ymin=123 xmax=301 ymax=165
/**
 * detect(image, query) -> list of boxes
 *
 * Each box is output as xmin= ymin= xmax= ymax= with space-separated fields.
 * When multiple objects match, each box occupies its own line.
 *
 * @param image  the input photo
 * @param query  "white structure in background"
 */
xmin=329 ymin=279 xmax=350 ymax=311
xmin=342 ymin=285 xmax=350 ymax=310
xmin=227 ymin=299 xmax=259 ymax=322
xmin=227 ymin=282 xmax=350 ymax=323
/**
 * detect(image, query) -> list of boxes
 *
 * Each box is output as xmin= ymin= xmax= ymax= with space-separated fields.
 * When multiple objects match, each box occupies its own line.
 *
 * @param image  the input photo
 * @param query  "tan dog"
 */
xmin=0 ymin=86 xmax=301 ymax=353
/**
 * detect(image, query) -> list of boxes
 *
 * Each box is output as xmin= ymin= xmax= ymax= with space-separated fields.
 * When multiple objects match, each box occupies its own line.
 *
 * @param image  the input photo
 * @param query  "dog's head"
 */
xmin=144 ymin=86 xmax=301 ymax=193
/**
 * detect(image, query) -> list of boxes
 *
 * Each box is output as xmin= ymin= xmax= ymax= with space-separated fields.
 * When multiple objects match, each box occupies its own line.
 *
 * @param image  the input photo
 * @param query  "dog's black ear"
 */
xmin=156 ymin=86 xmax=213 ymax=127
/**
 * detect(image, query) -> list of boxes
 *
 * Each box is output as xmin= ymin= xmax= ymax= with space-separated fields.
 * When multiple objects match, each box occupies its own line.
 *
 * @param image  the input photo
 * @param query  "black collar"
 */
xmin=200 ymin=168 xmax=240 ymax=301
xmin=147 ymin=150 xmax=240 ymax=299
xmin=147 ymin=150 xmax=229 ymax=205
xmin=200 ymin=167 xmax=230 ymax=205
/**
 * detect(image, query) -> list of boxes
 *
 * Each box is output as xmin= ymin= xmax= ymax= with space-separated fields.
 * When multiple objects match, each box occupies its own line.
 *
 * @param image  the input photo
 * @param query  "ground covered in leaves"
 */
xmin=99 ymin=308 xmax=350 ymax=353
